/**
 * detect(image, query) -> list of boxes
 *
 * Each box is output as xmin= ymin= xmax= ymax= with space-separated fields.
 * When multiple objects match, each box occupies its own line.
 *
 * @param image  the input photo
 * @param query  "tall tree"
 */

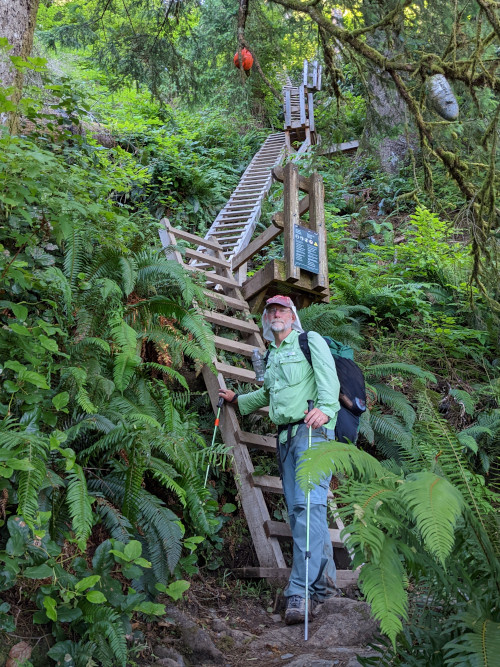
xmin=0 ymin=0 xmax=41 ymax=131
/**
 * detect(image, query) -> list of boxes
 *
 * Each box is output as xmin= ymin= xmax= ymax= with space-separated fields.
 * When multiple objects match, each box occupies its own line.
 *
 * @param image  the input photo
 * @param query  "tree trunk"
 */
xmin=358 ymin=5 xmax=417 ymax=174
xmin=0 ymin=0 xmax=41 ymax=131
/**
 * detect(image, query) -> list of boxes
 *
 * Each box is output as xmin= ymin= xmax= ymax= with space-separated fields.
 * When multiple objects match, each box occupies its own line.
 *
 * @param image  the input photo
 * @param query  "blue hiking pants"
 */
xmin=279 ymin=423 xmax=337 ymax=600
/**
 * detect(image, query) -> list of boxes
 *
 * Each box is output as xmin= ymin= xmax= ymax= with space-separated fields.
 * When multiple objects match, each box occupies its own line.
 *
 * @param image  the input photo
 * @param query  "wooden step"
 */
xmin=185 ymin=248 xmax=230 ymax=268
xmin=188 ymin=267 xmax=239 ymax=288
xmin=232 ymin=567 xmax=359 ymax=588
xmin=213 ymin=335 xmax=256 ymax=357
xmin=203 ymin=291 xmax=248 ymax=311
xmin=211 ymin=234 xmax=245 ymax=241
xmin=213 ymin=223 xmax=247 ymax=229
xmin=204 ymin=310 xmax=259 ymax=333
xmin=215 ymin=361 xmax=256 ymax=383
xmin=251 ymin=474 xmax=283 ymax=493
xmin=264 ymin=520 xmax=344 ymax=548
xmin=167 ymin=226 xmax=222 ymax=251
xmin=238 ymin=430 xmax=276 ymax=452
xmin=252 ymin=474 xmax=334 ymax=499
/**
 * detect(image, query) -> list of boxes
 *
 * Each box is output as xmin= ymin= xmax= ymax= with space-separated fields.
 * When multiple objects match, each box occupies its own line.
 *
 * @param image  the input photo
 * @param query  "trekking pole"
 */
xmin=204 ymin=397 xmax=225 ymax=488
xmin=304 ymin=399 xmax=314 ymax=642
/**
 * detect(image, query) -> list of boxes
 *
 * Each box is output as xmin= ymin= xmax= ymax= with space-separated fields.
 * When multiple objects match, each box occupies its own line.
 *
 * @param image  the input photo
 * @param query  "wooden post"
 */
xmin=308 ymin=173 xmax=328 ymax=291
xmin=283 ymin=162 xmax=301 ymax=283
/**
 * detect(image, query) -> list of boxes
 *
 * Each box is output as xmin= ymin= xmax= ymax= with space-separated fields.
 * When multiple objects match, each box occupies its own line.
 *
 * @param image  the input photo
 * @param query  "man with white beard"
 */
xmin=219 ymin=295 xmax=340 ymax=625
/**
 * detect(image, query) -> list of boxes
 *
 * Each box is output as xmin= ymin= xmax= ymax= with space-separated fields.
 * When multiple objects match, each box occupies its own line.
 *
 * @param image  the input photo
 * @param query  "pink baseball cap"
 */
xmin=265 ymin=295 xmax=295 ymax=309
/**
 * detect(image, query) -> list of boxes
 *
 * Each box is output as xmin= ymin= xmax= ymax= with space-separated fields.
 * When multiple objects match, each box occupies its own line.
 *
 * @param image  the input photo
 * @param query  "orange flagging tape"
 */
xmin=215 ymin=418 xmax=220 ymax=426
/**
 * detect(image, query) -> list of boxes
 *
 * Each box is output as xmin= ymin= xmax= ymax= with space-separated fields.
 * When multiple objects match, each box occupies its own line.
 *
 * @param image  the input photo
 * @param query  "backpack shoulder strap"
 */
xmin=298 ymin=331 xmax=312 ymax=366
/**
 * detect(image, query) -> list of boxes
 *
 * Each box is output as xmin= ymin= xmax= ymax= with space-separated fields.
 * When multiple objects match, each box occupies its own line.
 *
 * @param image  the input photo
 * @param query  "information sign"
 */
xmin=294 ymin=225 xmax=320 ymax=274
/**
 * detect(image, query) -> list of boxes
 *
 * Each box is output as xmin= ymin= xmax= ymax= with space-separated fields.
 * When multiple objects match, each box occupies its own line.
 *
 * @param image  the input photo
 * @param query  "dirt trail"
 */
xmin=149 ymin=580 xmax=380 ymax=667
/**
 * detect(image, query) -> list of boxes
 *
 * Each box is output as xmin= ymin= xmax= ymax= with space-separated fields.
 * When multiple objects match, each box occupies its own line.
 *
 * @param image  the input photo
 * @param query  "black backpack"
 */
xmin=298 ymin=332 xmax=366 ymax=444
xmin=265 ymin=332 xmax=366 ymax=444
xmin=298 ymin=332 xmax=366 ymax=417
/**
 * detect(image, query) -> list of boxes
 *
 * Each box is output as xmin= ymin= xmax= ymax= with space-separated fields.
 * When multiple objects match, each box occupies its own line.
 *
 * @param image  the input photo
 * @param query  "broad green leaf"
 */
xmin=75 ymin=575 xmax=101 ymax=592
xmin=19 ymin=370 xmax=49 ymax=389
xmin=124 ymin=540 xmax=142 ymax=561
xmin=4 ymin=360 xmax=26 ymax=373
xmin=221 ymin=503 xmax=237 ymax=513
xmin=56 ymin=606 xmax=82 ymax=623
xmin=86 ymin=590 xmax=107 ymax=604
xmin=6 ymin=458 xmax=35 ymax=471
xmin=10 ymin=322 xmax=31 ymax=336
xmin=133 ymin=602 xmax=166 ymax=616
xmin=24 ymin=564 xmax=53 ymax=579
xmin=39 ymin=334 xmax=58 ymax=352
xmin=156 ymin=579 xmax=190 ymax=601
xmin=52 ymin=392 xmax=69 ymax=410
xmin=43 ymin=596 xmax=58 ymax=621
xmin=11 ymin=304 xmax=28 ymax=321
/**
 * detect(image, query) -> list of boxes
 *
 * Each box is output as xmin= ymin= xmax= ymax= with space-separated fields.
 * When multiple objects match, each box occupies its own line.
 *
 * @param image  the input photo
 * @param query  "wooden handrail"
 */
xmin=231 ymin=220 xmax=283 ymax=271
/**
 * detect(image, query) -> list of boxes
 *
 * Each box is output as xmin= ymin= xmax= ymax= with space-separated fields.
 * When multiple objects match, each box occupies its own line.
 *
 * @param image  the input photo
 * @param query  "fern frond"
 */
xmin=122 ymin=440 xmax=147 ymax=522
xmin=66 ymin=465 xmax=93 ymax=546
xmin=64 ymin=229 xmax=85 ymax=285
xmin=142 ymin=361 xmax=188 ymax=388
xmin=148 ymin=457 xmax=186 ymax=506
xmin=449 ymin=389 xmax=476 ymax=416
xmin=17 ymin=435 xmax=48 ymax=524
xmin=399 ymin=472 xmax=463 ymax=566
xmin=358 ymin=410 xmax=375 ymax=444
xmin=93 ymin=496 xmax=133 ymax=542
xmin=444 ymin=613 xmax=500 ymax=667
xmin=367 ymin=363 xmax=436 ymax=383
xmin=369 ymin=411 xmax=413 ymax=449
xmin=44 ymin=266 xmax=73 ymax=314
xmin=138 ymin=491 xmax=183 ymax=580
xmin=297 ymin=441 xmax=385 ymax=489
xmin=61 ymin=367 xmax=97 ymax=414
xmin=82 ymin=604 xmax=127 ymax=667
xmin=371 ymin=383 xmax=416 ymax=428
xmin=358 ymin=536 xmax=408 ymax=647
xmin=88 ymin=475 xmax=183 ymax=581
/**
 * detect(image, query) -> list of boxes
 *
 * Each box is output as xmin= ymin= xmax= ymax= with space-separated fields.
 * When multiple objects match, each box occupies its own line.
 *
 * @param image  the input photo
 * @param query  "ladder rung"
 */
xmin=185 ymin=248 xmax=230 ymax=268
xmin=252 ymin=475 xmax=334 ymax=498
xmin=204 ymin=311 xmax=259 ymax=333
xmin=214 ymin=361 xmax=257 ymax=383
xmin=213 ymin=335 xmax=256 ymax=356
xmin=187 ymin=267 xmax=239 ymax=288
xmin=232 ymin=567 xmax=359 ymax=588
xmin=263 ymin=520 xmax=344 ymax=548
xmin=238 ymin=430 xmax=276 ymax=452
xmin=203 ymin=291 xmax=247 ymax=311
xmin=251 ymin=475 xmax=283 ymax=493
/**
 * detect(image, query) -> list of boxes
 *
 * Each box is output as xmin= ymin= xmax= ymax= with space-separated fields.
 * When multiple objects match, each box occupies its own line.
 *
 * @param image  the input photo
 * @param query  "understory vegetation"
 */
xmin=1 ymin=1 xmax=499 ymax=664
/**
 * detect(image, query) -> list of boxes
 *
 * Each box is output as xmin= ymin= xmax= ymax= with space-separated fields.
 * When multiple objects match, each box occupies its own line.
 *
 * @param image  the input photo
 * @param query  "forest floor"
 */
xmin=143 ymin=576 xmax=381 ymax=667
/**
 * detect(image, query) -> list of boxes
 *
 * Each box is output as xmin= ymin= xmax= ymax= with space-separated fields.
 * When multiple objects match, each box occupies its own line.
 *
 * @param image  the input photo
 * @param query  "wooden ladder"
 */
xmin=159 ymin=219 xmax=357 ymax=587
xmin=194 ymin=132 xmax=286 ymax=281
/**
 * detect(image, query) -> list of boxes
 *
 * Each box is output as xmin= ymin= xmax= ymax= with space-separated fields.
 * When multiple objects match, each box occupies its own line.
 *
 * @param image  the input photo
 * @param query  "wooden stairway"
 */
xmin=193 ymin=132 xmax=286 ymax=276
xmin=159 ymin=219 xmax=357 ymax=587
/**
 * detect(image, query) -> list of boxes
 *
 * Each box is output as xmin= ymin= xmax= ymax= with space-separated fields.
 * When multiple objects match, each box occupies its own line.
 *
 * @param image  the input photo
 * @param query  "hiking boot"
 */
xmin=285 ymin=595 xmax=306 ymax=625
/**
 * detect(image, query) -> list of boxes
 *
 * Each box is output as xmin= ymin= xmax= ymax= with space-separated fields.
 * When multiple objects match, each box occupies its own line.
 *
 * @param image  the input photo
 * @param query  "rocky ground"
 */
xmin=148 ymin=580 xmax=381 ymax=667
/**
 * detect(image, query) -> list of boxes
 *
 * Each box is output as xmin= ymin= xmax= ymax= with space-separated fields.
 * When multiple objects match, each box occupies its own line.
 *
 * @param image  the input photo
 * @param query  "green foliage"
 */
xmin=0 ymin=52 xmax=231 ymax=665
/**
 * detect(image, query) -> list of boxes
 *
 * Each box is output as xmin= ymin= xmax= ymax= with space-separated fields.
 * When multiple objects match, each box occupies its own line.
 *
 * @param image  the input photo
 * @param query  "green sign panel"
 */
xmin=294 ymin=225 xmax=319 ymax=274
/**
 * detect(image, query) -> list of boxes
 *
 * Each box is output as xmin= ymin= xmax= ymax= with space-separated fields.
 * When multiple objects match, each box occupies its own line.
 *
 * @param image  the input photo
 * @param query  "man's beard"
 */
xmin=270 ymin=321 xmax=288 ymax=332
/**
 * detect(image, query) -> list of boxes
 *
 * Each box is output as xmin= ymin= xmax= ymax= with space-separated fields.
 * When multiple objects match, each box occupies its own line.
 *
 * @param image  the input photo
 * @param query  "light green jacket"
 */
xmin=238 ymin=330 xmax=341 ymax=442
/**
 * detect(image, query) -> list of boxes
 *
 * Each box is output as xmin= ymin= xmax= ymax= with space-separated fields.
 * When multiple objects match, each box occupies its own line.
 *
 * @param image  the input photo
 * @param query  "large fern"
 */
xmin=358 ymin=536 xmax=408 ymax=647
xmin=66 ymin=464 xmax=93 ymax=548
